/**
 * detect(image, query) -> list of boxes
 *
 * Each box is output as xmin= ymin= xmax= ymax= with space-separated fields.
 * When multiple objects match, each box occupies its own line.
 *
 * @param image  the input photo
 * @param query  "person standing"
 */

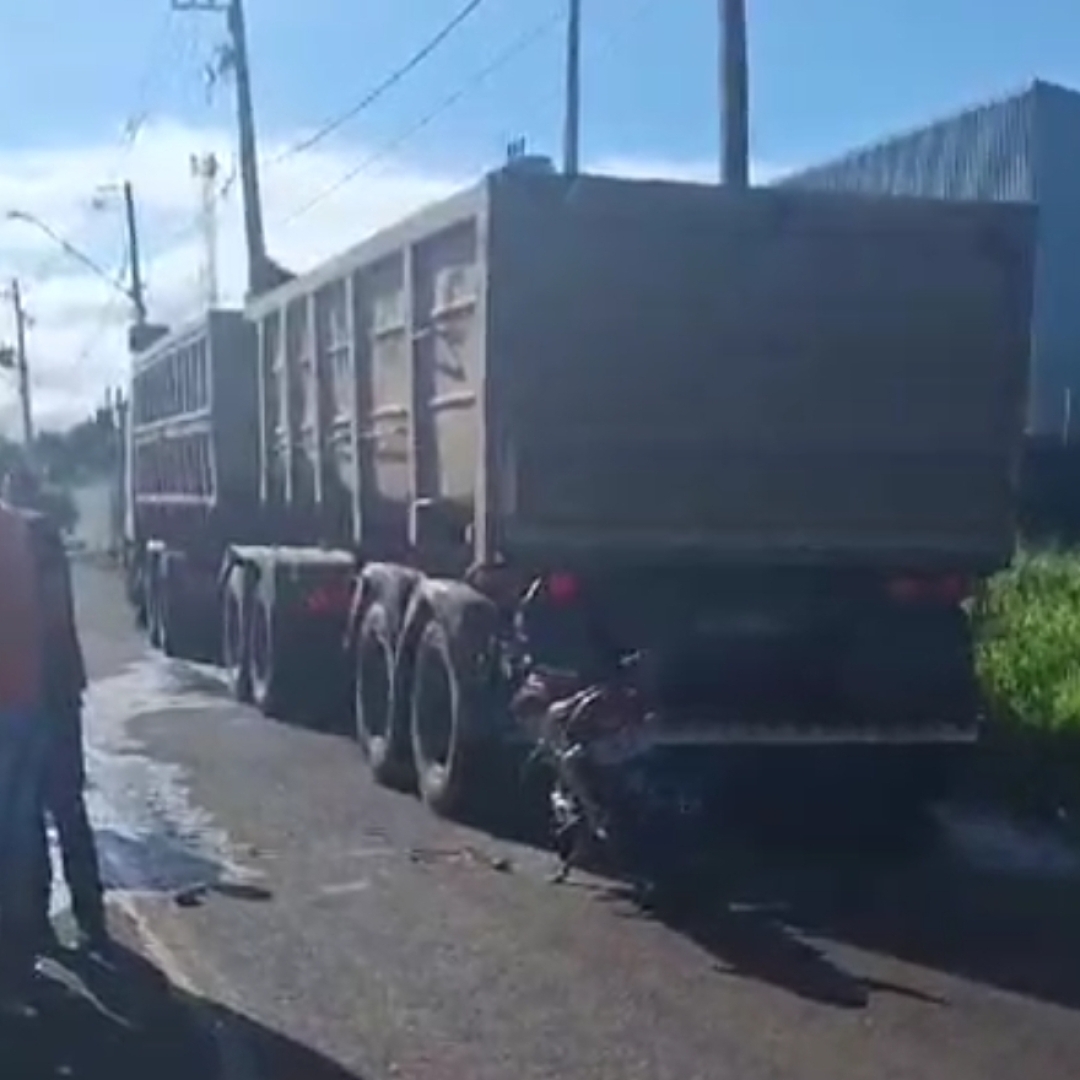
xmin=3 ymin=464 xmax=107 ymax=952
xmin=0 ymin=494 xmax=47 ymax=1004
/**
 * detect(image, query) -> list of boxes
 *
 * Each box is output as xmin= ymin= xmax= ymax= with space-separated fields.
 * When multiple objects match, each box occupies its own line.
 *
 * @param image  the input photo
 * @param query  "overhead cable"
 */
xmin=270 ymin=0 xmax=489 ymax=166
xmin=280 ymin=11 xmax=561 ymax=225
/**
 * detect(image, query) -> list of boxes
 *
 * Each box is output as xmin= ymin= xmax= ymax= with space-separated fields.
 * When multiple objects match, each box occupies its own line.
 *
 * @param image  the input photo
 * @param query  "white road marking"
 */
xmin=318 ymin=879 xmax=372 ymax=897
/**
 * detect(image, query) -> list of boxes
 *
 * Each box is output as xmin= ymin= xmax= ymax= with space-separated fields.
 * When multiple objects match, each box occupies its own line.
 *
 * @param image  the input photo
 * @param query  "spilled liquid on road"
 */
xmin=48 ymin=651 xmax=1079 ymax=920
xmin=50 ymin=656 xmax=248 ymax=916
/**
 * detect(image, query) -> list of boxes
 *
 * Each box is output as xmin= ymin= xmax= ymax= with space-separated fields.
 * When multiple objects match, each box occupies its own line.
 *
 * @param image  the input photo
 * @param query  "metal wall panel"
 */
xmin=780 ymin=81 xmax=1080 ymax=440
xmin=1030 ymin=82 xmax=1080 ymax=440
xmin=781 ymin=86 xmax=1036 ymax=203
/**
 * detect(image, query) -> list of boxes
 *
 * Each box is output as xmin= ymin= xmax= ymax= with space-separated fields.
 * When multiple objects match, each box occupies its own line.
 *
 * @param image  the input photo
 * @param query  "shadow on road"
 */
xmin=631 ymin=892 xmax=947 ymax=1010
xmin=599 ymin=837 xmax=1080 ymax=1012
xmin=790 ymin=854 xmax=1080 ymax=1011
xmin=0 ymin=939 xmax=365 ymax=1080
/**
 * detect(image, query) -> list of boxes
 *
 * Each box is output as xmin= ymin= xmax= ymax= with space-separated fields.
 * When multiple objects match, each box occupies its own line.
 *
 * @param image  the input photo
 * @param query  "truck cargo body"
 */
xmin=248 ymin=171 xmax=1032 ymax=575
xmin=188 ymin=170 xmax=1036 ymax=858
xmin=126 ymin=310 xmax=260 ymax=655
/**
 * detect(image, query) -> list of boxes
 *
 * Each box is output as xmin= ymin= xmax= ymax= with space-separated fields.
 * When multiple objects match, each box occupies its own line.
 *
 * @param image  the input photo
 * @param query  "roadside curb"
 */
xmin=112 ymin=894 xmax=261 ymax=1080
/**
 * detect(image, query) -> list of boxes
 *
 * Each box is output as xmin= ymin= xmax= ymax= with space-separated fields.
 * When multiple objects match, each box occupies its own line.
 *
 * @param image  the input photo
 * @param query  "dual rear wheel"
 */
xmin=221 ymin=565 xmax=285 ymax=716
xmin=354 ymin=599 xmax=503 ymax=820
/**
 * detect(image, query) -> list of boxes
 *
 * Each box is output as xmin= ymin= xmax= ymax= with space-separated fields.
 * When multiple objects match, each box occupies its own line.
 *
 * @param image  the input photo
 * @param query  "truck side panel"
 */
xmin=130 ymin=311 xmax=258 ymax=552
xmin=252 ymin=195 xmax=489 ymax=566
xmin=410 ymin=218 xmax=485 ymax=562
xmin=359 ymin=252 xmax=412 ymax=550
xmin=209 ymin=311 xmax=259 ymax=510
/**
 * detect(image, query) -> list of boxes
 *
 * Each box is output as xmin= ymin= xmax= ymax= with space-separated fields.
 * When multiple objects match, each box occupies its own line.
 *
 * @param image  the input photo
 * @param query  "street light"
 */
xmin=5 ymin=200 xmax=166 ymax=355
xmin=3 ymin=209 xmax=135 ymax=307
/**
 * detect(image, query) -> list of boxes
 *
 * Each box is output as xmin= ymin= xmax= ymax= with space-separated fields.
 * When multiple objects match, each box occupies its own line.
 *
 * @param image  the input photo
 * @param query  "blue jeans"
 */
xmin=0 ymin=709 xmax=48 ymax=982
xmin=32 ymin=706 xmax=105 ymax=940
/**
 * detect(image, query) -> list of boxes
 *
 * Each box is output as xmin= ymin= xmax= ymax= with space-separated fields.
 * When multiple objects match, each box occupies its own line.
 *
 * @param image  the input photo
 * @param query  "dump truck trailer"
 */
xmin=131 ymin=168 xmax=1036 ymax=844
xmin=125 ymin=310 xmax=260 ymax=658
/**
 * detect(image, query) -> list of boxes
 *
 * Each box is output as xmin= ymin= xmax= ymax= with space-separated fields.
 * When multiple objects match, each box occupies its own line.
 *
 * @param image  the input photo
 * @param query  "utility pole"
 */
xmin=95 ymin=181 xmax=165 ymax=350
xmin=122 ymin=180 xmax=148 ymax=325
xmin=226 ymin=0 xmax=273 ymax=295
xmin=173 ymin=0 xmax=289 ymax=296
xmin=3 ymin=280 xmax=34 ymax=448
xmin=563 ymin=0 xmax=582 ymax=175
xmin=191 ymin=152 xmax=221 ymax=307
xmin=720 ymin=0 xmax=750 ymax=187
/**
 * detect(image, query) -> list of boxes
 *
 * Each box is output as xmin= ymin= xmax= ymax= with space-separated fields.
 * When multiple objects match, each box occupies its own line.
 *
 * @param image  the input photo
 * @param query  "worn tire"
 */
xmin=355 ymin=603 xmax=413 ymax=787
xmin=129 ymin=557 xmax=148 ymax=629
xmin=222 ymin=566 xmax=253 ymax=704
xmin=250 ymin=595 xmax=286 ymax=718
xmin=159 ymin=562 xmax=180 ymax=658
xmin=410 ymin=617 xmax=497 ymax=819
xmin=148 ymin=566 xmax=166 ymax=650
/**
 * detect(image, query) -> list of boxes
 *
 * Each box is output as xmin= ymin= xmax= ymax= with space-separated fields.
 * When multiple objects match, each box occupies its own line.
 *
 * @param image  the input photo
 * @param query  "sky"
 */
xmin=0 ymin=0 xmax=1079 ymax=431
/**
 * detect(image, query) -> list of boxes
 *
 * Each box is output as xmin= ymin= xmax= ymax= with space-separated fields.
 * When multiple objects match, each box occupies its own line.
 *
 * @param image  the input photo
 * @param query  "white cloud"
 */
xmin=0 ymin=120 xmax=784 ymax=434
xmin=0 ymin=120 xmax=467 ymax=434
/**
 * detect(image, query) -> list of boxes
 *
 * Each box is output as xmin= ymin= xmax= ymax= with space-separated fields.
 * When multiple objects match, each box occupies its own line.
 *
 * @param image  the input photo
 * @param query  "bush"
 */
xmin=974 ymin=551 xmax=1080 ymax=825
xmin=976 ymin=551 xmax=1080 ymax=732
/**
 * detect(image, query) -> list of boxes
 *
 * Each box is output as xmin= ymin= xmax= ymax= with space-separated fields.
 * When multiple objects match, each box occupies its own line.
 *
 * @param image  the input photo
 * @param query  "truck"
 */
xmin=126 ymin=167 xmax=1035 ymax=856
xmin=125 ymin=310 xmax=259 ymax=660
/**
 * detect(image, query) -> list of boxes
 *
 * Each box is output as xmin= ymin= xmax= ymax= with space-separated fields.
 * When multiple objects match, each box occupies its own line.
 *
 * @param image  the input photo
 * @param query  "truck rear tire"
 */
xmin=250 ymin=596 xmax=286 ymax=718
xmin=128 ymin=556 xmax=148 ymax=629
xmin=160 ymin=579 xmax=179 ymax=658
xmin=410 ymin=617 xmax=496 ymax=819
xmin=148 ymin=578 xmax=164 ymax=649
xmin=223 ymin=566 xmax=253 ymax=704
xmin=355 ymin=603 xmax=412 ymax=788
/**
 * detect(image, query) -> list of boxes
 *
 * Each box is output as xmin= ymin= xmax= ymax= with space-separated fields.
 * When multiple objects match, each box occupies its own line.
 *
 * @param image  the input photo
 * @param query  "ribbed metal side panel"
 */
xmin=1029 ymin=82 xmax=1080 ymax=440
xmin=780 ymin=87 xmax=1037 ymax=204
xmin=779 ymin=81 xmax=1080 ymax=440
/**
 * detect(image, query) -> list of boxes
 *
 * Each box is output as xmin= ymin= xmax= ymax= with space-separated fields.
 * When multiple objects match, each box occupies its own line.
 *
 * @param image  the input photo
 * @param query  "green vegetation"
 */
xmin=977 ymin=551 xmax=1080 ymax=731
xmin=975 ymin=551 xmax=1080 ymax=826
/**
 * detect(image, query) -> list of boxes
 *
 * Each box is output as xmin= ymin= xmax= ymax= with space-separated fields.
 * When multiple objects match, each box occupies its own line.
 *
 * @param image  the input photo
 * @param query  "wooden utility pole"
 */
xmin=173 ymin=0 xmax=289 ymax=296
xmin=563 ymin=0 xmax=582 ymax=175
xmin=720 ymin=0 xmax=750 ymax=187
xmin=98 ymin=181 xmax=168 ymax=350
xmin=123 ymin=180 xmax=148 ymax=325
xmin=226 ymin=0 xmax=274 ymax=294
xmin=5 ymin=280 xmax=34 ymax=448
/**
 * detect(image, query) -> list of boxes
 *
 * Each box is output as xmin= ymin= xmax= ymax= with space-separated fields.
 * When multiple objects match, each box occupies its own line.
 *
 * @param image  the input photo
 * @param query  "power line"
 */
xmin=270 ymin=0 xmax=489 ymax=167
xmin=114 ymin=8 xmax=180 ymax=165
xmin=21 ymin=12 xmax=181 ymax=293
xmin=280 ymin=11 xmax=563 ymax=227
xmin=122 ymin=0 xmax=655 ymax=292
xmin=491 ymin=0 xmax=660 ymax=154
xmin=74 ymin=249 xmax=132 ymax=366
xmin=4 ymin=213 xmax=130 ymax=301
xmin=151 ymin=2 xmax=534 ymax=266
xmin=110 ymin=12 xmax=236 ymax=300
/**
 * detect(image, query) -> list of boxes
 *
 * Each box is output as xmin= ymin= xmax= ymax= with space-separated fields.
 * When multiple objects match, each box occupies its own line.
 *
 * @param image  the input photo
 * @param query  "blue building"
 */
xmin=780 ymin=79 xmax=1080 ymax=447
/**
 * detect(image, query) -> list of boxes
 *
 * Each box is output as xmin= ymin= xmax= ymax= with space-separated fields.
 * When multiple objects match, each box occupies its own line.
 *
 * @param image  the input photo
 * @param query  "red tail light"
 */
xmin=304 ymin=580 xmax=354 ymax=616
xmin=545 ymin=571 xmax=581 ymax=606
xmin=887 ymin=574 xmax=973 ymax=607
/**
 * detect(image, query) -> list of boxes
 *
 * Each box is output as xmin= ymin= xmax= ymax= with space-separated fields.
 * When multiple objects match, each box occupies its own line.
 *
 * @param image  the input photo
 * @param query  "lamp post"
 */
xmin=4 ymin=209 xmax=141 ymax=314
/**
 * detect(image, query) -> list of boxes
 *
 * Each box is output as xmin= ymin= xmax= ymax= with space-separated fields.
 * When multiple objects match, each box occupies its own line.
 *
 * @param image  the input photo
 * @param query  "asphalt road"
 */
xmin=73 ymin=561 xmax=1080 ymax=1080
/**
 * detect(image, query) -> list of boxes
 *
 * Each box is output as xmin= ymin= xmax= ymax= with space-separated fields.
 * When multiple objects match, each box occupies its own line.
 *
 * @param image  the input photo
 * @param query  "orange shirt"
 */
xmin=0 ymin=501 xmax=43 ymax=710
